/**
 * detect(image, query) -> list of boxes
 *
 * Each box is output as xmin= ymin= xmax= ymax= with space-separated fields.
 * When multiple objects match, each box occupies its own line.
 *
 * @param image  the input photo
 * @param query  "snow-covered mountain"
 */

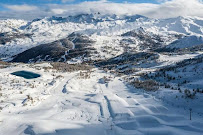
xmin=0 ymin=14 xmax=203 ymax=61
xmin=167 ymin=35 xmax=203 ymax=49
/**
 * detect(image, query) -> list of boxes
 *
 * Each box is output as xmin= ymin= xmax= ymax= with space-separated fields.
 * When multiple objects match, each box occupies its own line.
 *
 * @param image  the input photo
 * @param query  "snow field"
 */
xmin=0 ymin=64 xmax=203 ymax=135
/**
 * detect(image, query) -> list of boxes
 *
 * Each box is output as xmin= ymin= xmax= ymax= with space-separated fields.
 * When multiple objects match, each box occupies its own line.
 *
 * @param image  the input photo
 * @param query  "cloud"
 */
xmin=4 ymin=4 xmax=38 ymax=12
xmin=47 ymin=1 xmax=158 ymax=17
xmin=148 ymin=0 xmax=203 ymax=18
xmin=51 ymin=8 xmax=67 ymax=14
xmin=1 ymin=0 xmax=203 ymax=20
xmin=48 ymin=0 xmax=203 ymax=18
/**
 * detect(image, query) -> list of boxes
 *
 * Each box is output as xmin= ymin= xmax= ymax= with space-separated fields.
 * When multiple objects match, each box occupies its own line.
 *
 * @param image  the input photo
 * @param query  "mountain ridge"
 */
xmin=0 ymin=14 xmax=203 ymax=62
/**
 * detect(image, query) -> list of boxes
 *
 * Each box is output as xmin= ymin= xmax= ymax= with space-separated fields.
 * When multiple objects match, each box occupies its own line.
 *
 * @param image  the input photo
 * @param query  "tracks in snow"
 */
xmin=45 ymin=70 xmax=203 ymax=134
xmin=57 ymin=70 xmax=203 ymax=135
xmin=2 ymin=69 xmax=203 ymax=135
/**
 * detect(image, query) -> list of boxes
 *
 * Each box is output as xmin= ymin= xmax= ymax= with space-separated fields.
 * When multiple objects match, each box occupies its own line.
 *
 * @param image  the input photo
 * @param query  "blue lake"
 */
xmin=11 ymin=71 xmax=41 ymax=79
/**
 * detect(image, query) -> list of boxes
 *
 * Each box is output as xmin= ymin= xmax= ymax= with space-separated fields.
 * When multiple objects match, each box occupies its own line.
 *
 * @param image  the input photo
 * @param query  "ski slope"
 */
xmin=0 ymin=64 xmax=203 ymax=135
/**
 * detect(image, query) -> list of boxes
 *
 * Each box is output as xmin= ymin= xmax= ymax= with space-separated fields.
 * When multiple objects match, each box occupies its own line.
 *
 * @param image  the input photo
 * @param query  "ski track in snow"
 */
xmin=0 ymin=66 xmax=203 ymax=135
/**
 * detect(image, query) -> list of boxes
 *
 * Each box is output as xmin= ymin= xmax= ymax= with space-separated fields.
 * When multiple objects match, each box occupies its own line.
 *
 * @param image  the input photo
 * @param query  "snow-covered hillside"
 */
xmin=0 ymin=14 xmax=203 ymax=60
xmin=167 ymin=36 xmax=203 ymax=49
xmin=0 ymin=63 xmax=203 ymax=135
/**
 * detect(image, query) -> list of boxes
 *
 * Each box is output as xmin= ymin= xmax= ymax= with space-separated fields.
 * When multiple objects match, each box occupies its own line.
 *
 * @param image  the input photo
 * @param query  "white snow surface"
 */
xmin=167 ymin=36 xmax=203 ymax=49
xmin=0 ymin=64 xmax=203 ymax=135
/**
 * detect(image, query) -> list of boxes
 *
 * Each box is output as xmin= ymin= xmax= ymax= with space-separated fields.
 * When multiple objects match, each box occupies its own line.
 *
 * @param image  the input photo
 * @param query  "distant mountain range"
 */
xmin=0 ymin=14 xmax=203 ymax=62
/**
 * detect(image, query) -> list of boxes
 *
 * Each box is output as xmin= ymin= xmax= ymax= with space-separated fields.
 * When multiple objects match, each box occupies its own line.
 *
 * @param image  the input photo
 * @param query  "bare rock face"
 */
xmin=12 ymin=33 xmax=96 ymax=63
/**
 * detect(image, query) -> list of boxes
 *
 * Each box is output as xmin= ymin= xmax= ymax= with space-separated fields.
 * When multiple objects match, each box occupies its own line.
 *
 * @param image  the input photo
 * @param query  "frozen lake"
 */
xmin=11 ymin=71 xmax=41 ymax=79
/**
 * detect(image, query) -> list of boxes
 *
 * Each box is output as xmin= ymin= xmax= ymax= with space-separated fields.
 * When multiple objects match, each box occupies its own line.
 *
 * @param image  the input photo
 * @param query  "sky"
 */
xmin=0 ymin=0 xmax=160 ymax=5
xmin=0 ymin=0 xmax=160 ymax=11
xmin=0 ymin=0 xmax=203 ymax=20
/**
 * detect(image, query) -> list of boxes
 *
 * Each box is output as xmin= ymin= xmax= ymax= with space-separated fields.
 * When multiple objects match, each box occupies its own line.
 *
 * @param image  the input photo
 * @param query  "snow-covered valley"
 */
xmin=0 ymin=63 xmax=203 ymax=135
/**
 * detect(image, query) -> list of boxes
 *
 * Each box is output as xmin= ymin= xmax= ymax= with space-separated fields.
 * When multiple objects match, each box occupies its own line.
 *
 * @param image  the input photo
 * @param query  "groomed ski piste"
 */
xmin=0 ymin=63 xmax=203 ymax=135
